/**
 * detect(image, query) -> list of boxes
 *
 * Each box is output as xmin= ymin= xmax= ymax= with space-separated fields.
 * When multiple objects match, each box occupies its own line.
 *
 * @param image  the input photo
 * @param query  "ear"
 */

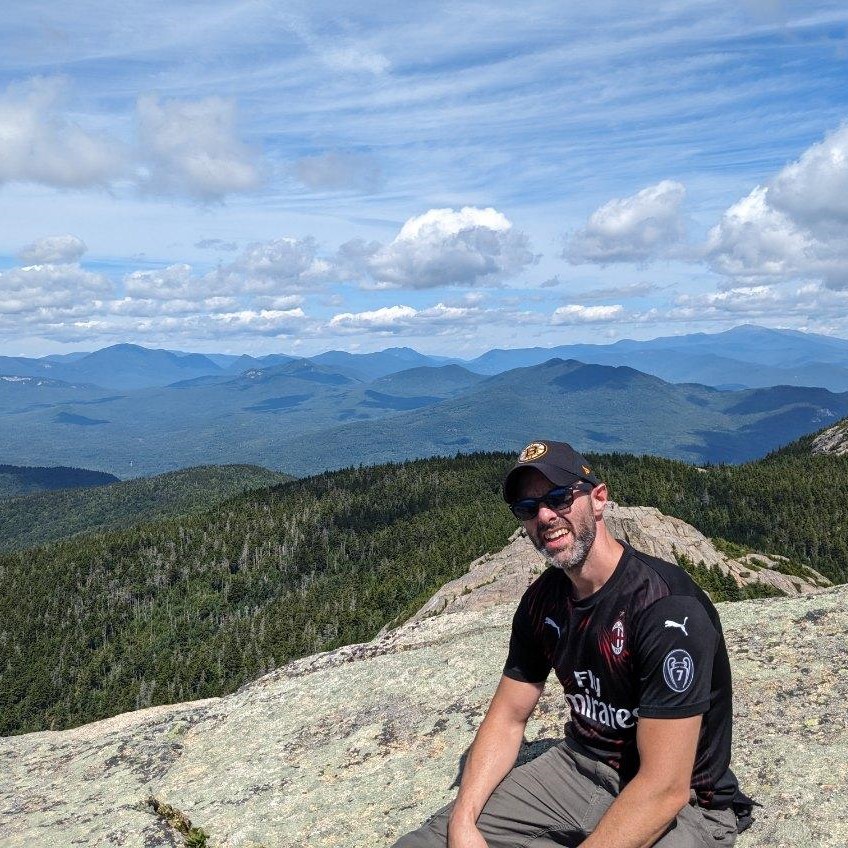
xmin=590 ymin=482 xmax=609 ymax=519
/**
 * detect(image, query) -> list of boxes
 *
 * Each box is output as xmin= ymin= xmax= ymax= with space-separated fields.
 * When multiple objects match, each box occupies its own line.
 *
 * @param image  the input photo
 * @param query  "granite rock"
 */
xmin=2 ymin=581 xmax=847 ymax=847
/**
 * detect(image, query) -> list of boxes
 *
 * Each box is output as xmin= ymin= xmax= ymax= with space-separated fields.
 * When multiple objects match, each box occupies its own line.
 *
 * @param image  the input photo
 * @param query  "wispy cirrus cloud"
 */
xmin=295 ymin=151 xmax=382 ymax=193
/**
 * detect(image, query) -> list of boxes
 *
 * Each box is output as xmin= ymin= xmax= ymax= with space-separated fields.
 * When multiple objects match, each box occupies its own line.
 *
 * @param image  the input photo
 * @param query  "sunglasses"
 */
xmin=509 ymin=482 xmax=593 ymax=521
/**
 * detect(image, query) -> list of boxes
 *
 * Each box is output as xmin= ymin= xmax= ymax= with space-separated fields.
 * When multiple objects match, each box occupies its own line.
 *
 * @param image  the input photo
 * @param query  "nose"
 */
xmin=535 ymin=502 xmax=560 ymax=523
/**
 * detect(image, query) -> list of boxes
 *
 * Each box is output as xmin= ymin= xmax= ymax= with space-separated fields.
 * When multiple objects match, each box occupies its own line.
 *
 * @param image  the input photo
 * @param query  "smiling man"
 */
xmin=392 ymin=440 xmax=753 ymax=848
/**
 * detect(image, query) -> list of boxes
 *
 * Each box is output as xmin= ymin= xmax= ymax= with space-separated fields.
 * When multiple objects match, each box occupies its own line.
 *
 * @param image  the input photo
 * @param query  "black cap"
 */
xmin=502 ymin=440 xmax=599 ymax=503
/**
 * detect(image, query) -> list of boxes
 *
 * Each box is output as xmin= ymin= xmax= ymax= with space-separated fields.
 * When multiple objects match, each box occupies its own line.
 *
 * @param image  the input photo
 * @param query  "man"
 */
xmin=393 ymin=440 xmax=751 ymax=848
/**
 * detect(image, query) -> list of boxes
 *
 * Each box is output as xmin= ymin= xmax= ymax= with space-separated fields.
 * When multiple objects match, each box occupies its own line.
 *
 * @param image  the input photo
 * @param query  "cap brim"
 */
xmin=502 ymin=462 xmax=583 ymax=503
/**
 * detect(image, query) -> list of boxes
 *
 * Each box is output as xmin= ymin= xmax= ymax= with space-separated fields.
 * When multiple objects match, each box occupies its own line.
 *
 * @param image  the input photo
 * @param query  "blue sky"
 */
xmin=2 ymin=0 xmax=848 ymax=357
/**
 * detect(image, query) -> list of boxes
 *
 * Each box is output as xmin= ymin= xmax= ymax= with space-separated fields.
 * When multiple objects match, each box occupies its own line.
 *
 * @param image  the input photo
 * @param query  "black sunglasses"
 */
xmin=509 ymin=482 xmax=593 ymax=521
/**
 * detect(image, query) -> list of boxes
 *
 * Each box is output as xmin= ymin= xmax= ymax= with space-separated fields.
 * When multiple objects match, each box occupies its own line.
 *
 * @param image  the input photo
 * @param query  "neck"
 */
xmin=567 ymin=523 xmax=624 ymax=600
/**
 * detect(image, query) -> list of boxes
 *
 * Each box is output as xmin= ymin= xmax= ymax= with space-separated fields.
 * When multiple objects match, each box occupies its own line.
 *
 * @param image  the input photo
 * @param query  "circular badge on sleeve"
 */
xmin=662 ymin=649 xmax=694 ymax=693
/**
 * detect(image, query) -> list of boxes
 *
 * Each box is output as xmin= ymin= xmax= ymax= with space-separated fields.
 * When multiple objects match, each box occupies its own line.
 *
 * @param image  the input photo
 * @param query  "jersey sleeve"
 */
xmin=633 ymin=595 xmax=717 ymax=719
xmin=503 ymin=592 xmax=553 ymax=684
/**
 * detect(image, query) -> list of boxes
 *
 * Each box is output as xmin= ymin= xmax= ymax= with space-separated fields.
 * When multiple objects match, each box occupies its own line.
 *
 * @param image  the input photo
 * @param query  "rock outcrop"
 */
xmin=405 ymin=505 xmax=828 ymax=627
xmin=3 ymin=579 xmax=847 ymax=847
xmin=812 ymin=419 xmax=848 ymax=455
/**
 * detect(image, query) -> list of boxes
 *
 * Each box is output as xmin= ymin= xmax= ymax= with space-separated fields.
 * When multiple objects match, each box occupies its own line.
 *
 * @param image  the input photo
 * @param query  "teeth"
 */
xmin=544 ymin=528 xmax=569 ymax=541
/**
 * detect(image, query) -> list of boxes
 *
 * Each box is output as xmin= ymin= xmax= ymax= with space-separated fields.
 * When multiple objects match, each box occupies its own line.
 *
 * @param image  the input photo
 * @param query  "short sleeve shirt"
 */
xmin=504 ymin=543 xmax=735 ymax=807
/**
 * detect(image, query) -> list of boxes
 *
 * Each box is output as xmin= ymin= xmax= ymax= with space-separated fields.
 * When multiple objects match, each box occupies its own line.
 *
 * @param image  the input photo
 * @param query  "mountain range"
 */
xmin=2 ymin=355 xmax=845 ymax=477
xmin=5 ymin=324 xmax=848 ymax=391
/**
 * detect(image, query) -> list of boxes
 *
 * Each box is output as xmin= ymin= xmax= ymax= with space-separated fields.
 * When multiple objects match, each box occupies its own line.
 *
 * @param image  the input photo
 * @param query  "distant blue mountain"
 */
xmin=5 ymin=325 xmax=848 ymax=393
xmin=1 ymin=354 xmax=845 ymax=477
xmin=465 ymin=325 xmax=848 ymax=391
xmin=310 ymin=347 xmax=445 ymax=381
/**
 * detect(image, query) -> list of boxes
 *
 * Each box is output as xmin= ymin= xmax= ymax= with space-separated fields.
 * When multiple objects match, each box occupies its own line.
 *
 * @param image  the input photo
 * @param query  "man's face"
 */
xmin=516 ymin=468 xmax=597 ymax=572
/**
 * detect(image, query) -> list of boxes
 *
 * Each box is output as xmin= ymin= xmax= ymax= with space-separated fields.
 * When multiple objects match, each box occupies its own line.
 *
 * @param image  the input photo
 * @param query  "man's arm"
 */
xmin=447 ymin=674 xmax=544 ymax=848
xmin=581 ymin=715 xmax=702 ymax=848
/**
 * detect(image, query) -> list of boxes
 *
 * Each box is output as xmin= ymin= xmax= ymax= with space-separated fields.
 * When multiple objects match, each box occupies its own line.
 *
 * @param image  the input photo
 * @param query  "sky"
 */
xmin=3 ymin=0 xmax=848 ymax=358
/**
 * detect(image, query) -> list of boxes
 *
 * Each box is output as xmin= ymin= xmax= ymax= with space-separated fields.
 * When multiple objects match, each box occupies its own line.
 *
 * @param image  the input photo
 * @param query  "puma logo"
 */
xmin=544 ymin=617 xmax=562 ymax=638
xmin=664 ymin=617 xmax=689 ymax=636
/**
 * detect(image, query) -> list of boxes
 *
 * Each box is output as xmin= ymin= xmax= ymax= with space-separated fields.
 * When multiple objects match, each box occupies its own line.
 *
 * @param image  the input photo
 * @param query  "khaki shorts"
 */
xmin=391 ymin=737 xmax=738 ymax=848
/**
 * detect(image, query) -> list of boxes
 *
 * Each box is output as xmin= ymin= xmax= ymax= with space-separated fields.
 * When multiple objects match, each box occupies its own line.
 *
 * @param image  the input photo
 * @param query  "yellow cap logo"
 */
xmin=519 ymin=442 xmax=547 ymax=462
xmin=582 ymin=465 xmax=592 ymax=476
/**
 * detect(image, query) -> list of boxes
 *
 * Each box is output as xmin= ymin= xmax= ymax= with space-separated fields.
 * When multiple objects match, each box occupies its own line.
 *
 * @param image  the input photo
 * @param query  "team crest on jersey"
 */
xmin=610 ymin=618 xmax=625 ymax=656
xmin=519 ymin=442 xmax=548 ymax=462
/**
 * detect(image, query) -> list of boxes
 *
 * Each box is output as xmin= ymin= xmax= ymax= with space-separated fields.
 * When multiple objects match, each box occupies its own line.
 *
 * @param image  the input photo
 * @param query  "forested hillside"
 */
xmin=2 ymin=444 xmax=846 ymax=737
xmin=0 ymin=465 xmax=291 ymax=553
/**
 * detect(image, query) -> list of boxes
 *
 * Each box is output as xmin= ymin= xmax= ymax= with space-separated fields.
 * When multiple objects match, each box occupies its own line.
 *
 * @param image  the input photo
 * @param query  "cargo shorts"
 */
xmin=391 ymin=737 xmax=738 ymax=848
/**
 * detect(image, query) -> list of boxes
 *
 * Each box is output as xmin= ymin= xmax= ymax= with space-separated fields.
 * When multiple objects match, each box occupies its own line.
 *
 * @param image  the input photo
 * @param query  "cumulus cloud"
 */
xmin=222 ymin=236 xmax=330 ymax=292
xmin=566 ymin=181 xmax=686 ymax=264
xmin=0 ymin=263 xmax=111 ymax=315
xmin=768 ymin=124 xmax=848 ymax=228
xmin=705 ymin=186 xmax=812 ymax=280
xmin=551 ymin=304 xmax=625 ymax=324
xmin=340 ymin=207 xmax=536 ymax=289
xmin=0 ymin=77 xmax=125 ymax=188
xmin=295 ymin=152 xmax=382 ymax=192
xmin=136 ymin=94 xmax=262 ymax=200
xmin=706 ymin=125 xmax=848 ymax=290
xmin=124 ymin=264 xmax=204 ymax=299
xmin=209 ymin=308 xmax=306 ymax=335
xmin=18 ymin=234 xmax=87 ymax=264
xmin=328 ymin=302 xmax=477 ymax=334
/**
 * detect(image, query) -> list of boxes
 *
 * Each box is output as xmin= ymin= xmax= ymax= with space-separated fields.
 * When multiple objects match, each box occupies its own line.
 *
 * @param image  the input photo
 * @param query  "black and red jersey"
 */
xmin=504 ymin=543 xmax=737 ymax=807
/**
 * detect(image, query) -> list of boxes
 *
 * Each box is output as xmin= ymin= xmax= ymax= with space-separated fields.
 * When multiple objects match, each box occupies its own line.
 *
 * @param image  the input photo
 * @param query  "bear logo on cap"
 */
xmin=519 ymin=442 xmax=547 ymax=462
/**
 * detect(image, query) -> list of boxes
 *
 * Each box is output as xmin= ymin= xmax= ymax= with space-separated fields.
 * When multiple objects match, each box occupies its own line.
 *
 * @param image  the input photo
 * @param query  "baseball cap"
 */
xmin=502 ymin=440 xmax=599 ymax=503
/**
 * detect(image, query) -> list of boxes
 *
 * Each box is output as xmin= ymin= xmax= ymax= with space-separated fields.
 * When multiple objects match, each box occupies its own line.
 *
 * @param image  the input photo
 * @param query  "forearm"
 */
xmin=581 ymin=773 xmax=689 ymax=848
xmin=449 ymin=709 xmax=526 ymax=827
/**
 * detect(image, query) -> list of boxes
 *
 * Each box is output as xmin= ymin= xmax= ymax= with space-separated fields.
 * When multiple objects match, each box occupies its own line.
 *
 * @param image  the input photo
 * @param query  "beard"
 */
xmin=530 ymin=512 xmax=597 ymax=572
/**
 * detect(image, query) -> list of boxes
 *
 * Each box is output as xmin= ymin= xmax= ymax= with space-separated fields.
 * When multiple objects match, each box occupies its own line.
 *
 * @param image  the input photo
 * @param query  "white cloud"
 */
xmin=329 ymin=305 xmax=418 ymax=331
xmin=209 ymin=308 xmax=306 ymax=335
xmin=124 ymin=264 xmax=200 ymax=299
xmin=342 ymin=207 xmax=536 ymax=289
xmin=328 ymin=302 xmax=477 ymax=334
xmin=668 ymin=283 xmax=848 ymax=329
xmin=0 ymin=263 xmax=111 ymax=315
xmin=18 ymin=234 xmax=87 ymax=264
xmin=566 ymin=181 xmax=686 ymax=264
xmin=0 ymin=77 xmax=125 ymax=188
xmin=768 ymin=124 xmax=848 ymax=228
xmin=705 ymin=186 xmax=812 ymax=279
xmin=706 ymin=125 xmax=848 ymax=290
xmin=295 ymin=151 xmax=382 ymax=192
xmin=551 ymin=304 xmax=625 ymax=324
xmin=136 ymin=94 xmax=262 ymax=200
xmin=223 ymin=237 xmax=330 ymax=292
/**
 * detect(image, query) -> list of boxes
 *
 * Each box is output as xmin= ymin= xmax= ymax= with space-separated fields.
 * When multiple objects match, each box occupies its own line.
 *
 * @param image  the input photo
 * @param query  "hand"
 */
xmin=447 ymin=816 xmax=489 ymax=848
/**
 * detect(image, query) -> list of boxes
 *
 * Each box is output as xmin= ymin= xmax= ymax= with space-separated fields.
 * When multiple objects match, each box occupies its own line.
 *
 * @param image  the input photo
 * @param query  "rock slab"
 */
xmin=2 ymin=585 xmax=847 ymax=847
